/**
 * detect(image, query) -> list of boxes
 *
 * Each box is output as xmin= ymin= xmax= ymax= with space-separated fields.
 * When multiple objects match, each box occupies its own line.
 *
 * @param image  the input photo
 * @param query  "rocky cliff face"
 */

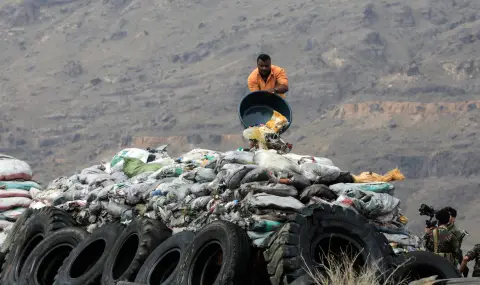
xmin=0 ymin=0 xmax=479 ymax=239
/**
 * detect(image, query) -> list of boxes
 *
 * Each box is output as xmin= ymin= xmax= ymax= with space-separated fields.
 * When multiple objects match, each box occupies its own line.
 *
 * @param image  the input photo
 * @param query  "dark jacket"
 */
xmin=424 ymin=225 xmax=459 ymax=264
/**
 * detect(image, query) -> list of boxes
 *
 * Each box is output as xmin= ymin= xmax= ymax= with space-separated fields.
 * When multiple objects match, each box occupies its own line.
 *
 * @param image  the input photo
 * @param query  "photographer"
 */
xmin=443 ymin=206 xmax=470 ymax=276
xmin=444 ymin=207 xmax=462 ymax=244
xmin=424 ymin=209 xmax=459 ymax=265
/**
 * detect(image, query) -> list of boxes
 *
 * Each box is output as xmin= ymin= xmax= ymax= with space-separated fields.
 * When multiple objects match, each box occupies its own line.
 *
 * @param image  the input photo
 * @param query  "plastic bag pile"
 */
xmin=0 ymin=154 xmax=41 ymax=245
xmin=6 ymin=146 xmax=421 ymax=251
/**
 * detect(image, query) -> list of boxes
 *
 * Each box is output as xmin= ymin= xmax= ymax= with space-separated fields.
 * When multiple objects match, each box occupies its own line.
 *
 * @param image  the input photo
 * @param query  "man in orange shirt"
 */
xmin=247 ymin=54 xmax=289 ymax=98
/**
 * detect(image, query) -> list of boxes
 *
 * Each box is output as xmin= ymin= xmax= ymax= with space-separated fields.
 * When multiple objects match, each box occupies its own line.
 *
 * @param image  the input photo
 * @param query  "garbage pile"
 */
xmin=0 ymin=155 xmax=40 ymax=245
xmin=17 ymin=144 xmax=422 ymax=251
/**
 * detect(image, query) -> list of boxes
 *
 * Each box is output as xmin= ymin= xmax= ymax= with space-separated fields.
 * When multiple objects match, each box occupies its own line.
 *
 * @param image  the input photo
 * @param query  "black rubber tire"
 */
xmin=0 ymin=208 xmax=35 ymax=275
xmin=393 ymin=251 xmax=462 ymax=285
xmin=0 ymin=207 xmax=75 ymax=285
xmin=101 ymin=218 xmax=172 ymax=284
xmin=18 ymin=227 xmax=88 ymax=285
xmin=288 ymin=274 xmax=315 ymax=285
xmin=263 ymin=203 xmax=397 ymax=285
xmin=134 ymin=231 xmax=195 ymax=285
xmin=53 ymin=223 xmax=124 ymax=285
xmin=0 ymin=207 xmax=35 ymax=254
xmin=0 ymin=251 xmax=5 ymax=270
xmin=175 ymin=220 xmax=251 ymax=285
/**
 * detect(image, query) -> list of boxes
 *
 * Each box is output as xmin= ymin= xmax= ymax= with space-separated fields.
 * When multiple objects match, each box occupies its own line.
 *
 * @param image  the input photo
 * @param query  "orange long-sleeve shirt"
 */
xmin=247 ymin=65 xmax=288 ymax=98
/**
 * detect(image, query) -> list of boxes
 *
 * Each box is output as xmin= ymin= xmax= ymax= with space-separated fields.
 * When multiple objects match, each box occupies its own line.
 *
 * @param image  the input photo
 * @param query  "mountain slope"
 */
xmin=0 ymin=0 xmax=479 ymax=242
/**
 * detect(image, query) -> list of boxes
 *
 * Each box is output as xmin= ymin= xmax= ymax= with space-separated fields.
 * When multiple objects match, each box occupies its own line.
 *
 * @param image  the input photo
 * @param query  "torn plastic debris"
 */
xmin=123 ymin=157 xmax=164 ymax=178
xmin=58 ymin=188 xmax=89 ymax=204
xmin=129 ymin=171 xmax=157 ymax=184
xmin=352 ymin=168 xmax=405 ymax=183
xmin=55 ymin=200 xmax=87 ymax=212
xmin=148 ymin=165 xmax=184 ymax=180
xmin=190 ymin=183 xmax=211 ymax=197
xmin=190 ymin=196 xmax=213 ymax=211
xmin=348 ymin=192 xmax=401 ymax=219
xmin=45 ymin=176 xmax=73 ymax=192
xmin=124 ymin=183 xmax=154 ymax=204
xmin=277 ymin=172 xmax=311 ymax=190
xmin=383 ymin=233 xmax=422 ymax=248
xmin=110 ymin=148 xmax=151 ymax=173
xmin=253 ymin=150 xmax=301 ymax=174
xmin=218 ymin=164 xmax=257 ymax=190
xmin=240 ymin=167 xmax=275 ymax=184
xmin=247 ymin=231 xmax=275 ymax=247
xmin=101 ymin=200 xmax=133 ymax=222
xmin=244 ymin=193 xmax=304 ymax=212
xmin=217 ymin=151 xmax=255 ymax=168
xmin=78 ymin=165 xmax=110 ymax=186
xmin=300 ymin=162 xmax=341 ymax=184
xmin=330 ymin=182 xmax=395 ymax=195
xmin=150 ymin=178 xmax=192 ymax=200
xmin=183 ymin=168 xmax=216 ymax=183
xmin=177 ymin=148 xmax=221 ymax=165
xmin=299 ymin=184 xmax=338 ymax=203
xmin=249 ymin=219 xmax=282 ymax=232
xmin=239 ymin=182 xmax=298 ymax=198
xmin=283 ymin=153 xmax=335 ymax=166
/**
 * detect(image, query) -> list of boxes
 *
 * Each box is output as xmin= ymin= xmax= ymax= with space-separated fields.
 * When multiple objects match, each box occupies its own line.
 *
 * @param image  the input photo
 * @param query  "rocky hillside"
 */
xmin=0 ymin=0 xmax=479 ymax=243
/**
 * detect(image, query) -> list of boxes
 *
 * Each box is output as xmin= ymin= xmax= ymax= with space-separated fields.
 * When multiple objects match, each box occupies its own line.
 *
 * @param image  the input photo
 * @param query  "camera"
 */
xmin=418 ymin=204 xmax=438 ymax=227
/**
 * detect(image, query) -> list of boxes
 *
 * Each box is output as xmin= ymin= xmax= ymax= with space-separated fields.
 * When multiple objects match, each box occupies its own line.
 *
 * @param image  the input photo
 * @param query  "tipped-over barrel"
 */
xmin=238 ymin=91 xmax=292 ymax=134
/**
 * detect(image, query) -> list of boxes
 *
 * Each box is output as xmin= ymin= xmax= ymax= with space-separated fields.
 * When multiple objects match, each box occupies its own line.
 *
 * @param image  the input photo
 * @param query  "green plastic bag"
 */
xmin=123 ymin=157 xmax=163 ymax=178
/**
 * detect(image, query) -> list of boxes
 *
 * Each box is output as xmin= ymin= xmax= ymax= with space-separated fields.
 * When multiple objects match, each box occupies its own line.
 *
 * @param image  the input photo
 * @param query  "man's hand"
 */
xmin=460 ymin=256 xmax=470 ymax=277
xmin=266 ymin=88 xmax=277 ymax=94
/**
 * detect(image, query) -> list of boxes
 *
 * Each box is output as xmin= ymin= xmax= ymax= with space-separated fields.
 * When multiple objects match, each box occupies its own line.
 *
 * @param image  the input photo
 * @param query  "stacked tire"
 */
xmin=0 ymin=204 xmax=465 ymax=285
xmin=263 ymin=203 xmax=398 ymax=285
xmin=0 ymin=207 xmax=76 ymax=285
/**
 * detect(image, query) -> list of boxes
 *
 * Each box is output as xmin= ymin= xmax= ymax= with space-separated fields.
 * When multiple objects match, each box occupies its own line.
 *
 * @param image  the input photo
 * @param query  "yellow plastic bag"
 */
xmin=352 ymin=168 xmax=405 ymax=183
xmin=243 ymin=126 xmax=273 ymax=149
xmin=398 ymin=215 xmax=408 ymax=225
xmin=265 ymin=111 xmax=288 ymax=133
xmin=243 ymin=110 xmax=288 ymax=150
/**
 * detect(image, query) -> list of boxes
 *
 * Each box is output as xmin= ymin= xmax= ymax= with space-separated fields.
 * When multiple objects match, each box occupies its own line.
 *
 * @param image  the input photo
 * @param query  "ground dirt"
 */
xmin=0 ymin=0 xmax=479 ymax=249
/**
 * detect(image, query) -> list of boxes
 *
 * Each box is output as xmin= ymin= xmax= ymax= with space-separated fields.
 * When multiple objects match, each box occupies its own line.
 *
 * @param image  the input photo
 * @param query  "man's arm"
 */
xmin=460 ymin=256 xmax=470 ymax=274
xmin=274 ymin=68 xmax=289 ymax=94
xmin=248 ymin=72 xmax=260 ymax=92
xmin=460 ymin=245 xmax=479 ymax=274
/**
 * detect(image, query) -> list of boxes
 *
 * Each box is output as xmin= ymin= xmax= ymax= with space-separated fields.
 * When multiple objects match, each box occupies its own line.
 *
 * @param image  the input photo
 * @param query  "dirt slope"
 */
xmin=0 ymin=0 xmax=479 ymax=243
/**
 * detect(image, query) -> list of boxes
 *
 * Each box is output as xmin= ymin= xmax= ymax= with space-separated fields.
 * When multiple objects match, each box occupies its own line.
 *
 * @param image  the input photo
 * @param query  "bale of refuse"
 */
xmin=0 ymin=156 xmax=37 ymax=231
xmin=11 ymin=143 xmax=416 ymax=253
xmin=0 ymin=154 xmax=33 ymax=181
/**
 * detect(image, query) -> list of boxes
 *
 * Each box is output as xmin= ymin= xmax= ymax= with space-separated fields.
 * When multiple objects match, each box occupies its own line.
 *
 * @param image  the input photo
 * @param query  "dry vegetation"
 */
xmin=303 ymin=252 xmax=462 ymax=285
xmin=303 ymin=252 xmax=399 ymax=285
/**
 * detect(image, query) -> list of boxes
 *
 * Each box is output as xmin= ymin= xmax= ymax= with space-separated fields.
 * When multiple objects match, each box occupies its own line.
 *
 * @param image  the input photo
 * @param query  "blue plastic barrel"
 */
xmin=238 ymin=91 xmax=292 ymax=134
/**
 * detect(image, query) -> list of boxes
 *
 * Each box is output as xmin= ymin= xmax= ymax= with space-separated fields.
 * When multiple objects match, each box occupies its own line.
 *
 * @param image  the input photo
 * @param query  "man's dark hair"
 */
xmin=435 ymin=209 xmax=451 ymax=225
xmin=443 ymin=206 xmax=457 ymax=218
xmin=257 ymin=54 xmax=271 ymax=62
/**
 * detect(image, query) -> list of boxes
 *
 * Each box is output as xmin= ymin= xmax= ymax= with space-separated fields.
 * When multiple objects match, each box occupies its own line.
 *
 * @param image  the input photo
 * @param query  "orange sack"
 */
xmin=352 ymin=168 xmax=405 ymax=183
